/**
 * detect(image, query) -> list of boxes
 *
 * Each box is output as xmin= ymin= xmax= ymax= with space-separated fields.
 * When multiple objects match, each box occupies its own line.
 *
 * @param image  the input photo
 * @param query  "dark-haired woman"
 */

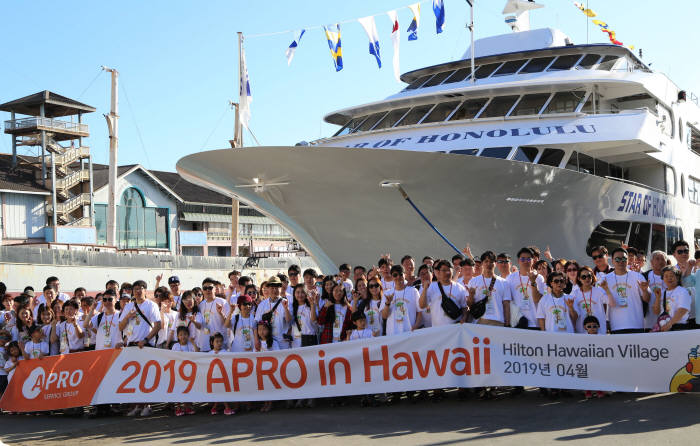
xmin=652 ymin=266 xmax=691 ymax=331
xmin=570 ymin=266 xmax=606 ymax=334
xmin=318 ymin=283 xmax=352 ymax=344
xmin=290 ymin=285 xmax=318 ymax=348
xmin=563 ymin=261 xmax=580 ymax=294
xmin=168 ymin=290 xmax=203 ymax=347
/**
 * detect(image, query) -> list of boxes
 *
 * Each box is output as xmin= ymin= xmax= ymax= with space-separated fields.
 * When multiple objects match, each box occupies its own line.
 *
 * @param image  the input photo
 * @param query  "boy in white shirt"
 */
xmin=419 ymin=260 xmax=468 ymax=326
xmin=90 ymin=290 xmax=123 ymax=350
xmin=51 ymin=300 xmax=84 ymax=354
xmin=24 ymin=325 xmax=49 ymax=359
xmin=381 ymin=265 xmax=421 ymax=335
xmin=467 ymin=251 xmax=512 ymax=326
xmin=347 ymin=311 xmax=374 ymax=341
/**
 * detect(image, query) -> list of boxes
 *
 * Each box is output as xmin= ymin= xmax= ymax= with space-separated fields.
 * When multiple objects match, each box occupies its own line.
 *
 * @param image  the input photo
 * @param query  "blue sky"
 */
xmin=1 ymin=0 xmax=697 ymax=172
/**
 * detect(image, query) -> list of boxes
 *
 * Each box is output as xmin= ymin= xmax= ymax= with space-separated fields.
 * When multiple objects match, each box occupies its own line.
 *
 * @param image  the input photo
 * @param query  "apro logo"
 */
xmin=21 ymin=366 xmax=84 ymax=400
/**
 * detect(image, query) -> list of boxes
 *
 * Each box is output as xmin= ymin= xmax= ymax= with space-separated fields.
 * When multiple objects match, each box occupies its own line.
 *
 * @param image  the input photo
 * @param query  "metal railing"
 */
xmin=4 ymin=117 xmax=88 ymax=134
xmin=53 ymin=170 xmax=90 ymax=190
xmin=48 ymin=193 xmax=91 ymax=215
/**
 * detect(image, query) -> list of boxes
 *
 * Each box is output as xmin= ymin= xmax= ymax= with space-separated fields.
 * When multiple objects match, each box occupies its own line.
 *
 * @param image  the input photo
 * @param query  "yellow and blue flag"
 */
xmin=407 ymin=3 xmax=420 ymax=41
xmin=323 ymin=24 xmax=343 ymax=72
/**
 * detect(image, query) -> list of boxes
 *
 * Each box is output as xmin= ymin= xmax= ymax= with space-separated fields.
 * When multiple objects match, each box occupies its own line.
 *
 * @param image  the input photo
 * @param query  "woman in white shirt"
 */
xmin=536 ymin=272 xmax=576 ymax=333
xmin=570 ymin=266 xmax=607 ymax=334
xmin=289 ymin=285 xmax=318 ymax=348
xmin=652 ymin=266 xmax=692 ymax=331
xmin=353 ymin=277 xmax=383 ymax=337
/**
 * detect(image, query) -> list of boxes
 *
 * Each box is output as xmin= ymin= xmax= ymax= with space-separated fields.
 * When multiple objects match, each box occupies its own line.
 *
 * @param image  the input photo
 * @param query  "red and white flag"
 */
xmin=387 ymin=10 xmax=400 ymax=82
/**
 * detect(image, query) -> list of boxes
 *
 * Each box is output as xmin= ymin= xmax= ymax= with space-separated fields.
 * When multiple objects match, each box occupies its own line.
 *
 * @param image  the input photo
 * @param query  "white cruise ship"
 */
xmin=178 ymin=1 xmax=700 ymax=273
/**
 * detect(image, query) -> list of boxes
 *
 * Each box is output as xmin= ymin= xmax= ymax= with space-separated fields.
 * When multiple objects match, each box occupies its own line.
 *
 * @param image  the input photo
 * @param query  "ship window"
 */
xmin=396 ymin=104 xmax=435 ymax=127
xmin=576 ymin=54 xmax=602 ymax=69
xmin=689 ymin=176 xmax=700 ymax=204
xmin=449 ymin=98 xmax=488 ymax=120
xmin=538 ymin=148 xmax=565 ymax=167
xmin=578 ymin=152 xmax=595 ymax=175
xmin=595 ymin=158 xmax=610 ymax=177
xmin=451 ymin=148 xmax=479 ymax=156
xmin=665 ymin=166 xmax=676 ymax=195
xmin=628 ymin=222 xmax=651 ymax=254
xmin=373 ymin=107 xmax=410 ymax=130
xmin=333 ymin=116 xmax=366 ymax=136
xmin=544 ymin=91 xmax=585 ymax=114
xmin=597 ymin=55 xmax=619 ymax=71
xmin=492 ymin=60 xmax=526 ymax=76
xmin=510 ymin=93 xmax=550 ymax=116
xmin=480 ymin=147 xmax=511 ymax=159
xmin=548 ymin=54 xmax=583 ymax=71
xmin=480 ymin=95 xmax=519 ymax=118
xmin=580 ymin=93 xmax=593 ymax=113
xmin=519 ymin=57 xmax=555 ymax=73
xmin=422 ymin=101 xmax=461 ymax=123
xmin=474 ymin=63 xmax=502 ymax=79
xmin=423 ymin=71 xmax=455 ymax=87
xmin=609 ymin=164 xmax=624 ymax=179
xmin=565 ymin=151 xmax=579 ymax=171
xmin=355 ymin=112 xmax=388 ymax=132
xmin=586 ymin=220 xmax=630 ymax=256
xmin=666 ymin=226 xmax=684 ymax=254
xmin=512 ymin=146 xmax=539 ymax=163
xmin=651 ymin=224 xmax=665 ymax=253
xmin=405 ymin=74 xmax=434 ymax=90
xmin=443 ymin=67 xmax=474 ymax=84
xmin=690 ymin=125 xmax=700 ymax=155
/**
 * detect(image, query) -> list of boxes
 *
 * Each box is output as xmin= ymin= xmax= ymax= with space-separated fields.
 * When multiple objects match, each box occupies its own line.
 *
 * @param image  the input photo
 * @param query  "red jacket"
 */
xmin=318 ymin=304 xmax=353 ymax=344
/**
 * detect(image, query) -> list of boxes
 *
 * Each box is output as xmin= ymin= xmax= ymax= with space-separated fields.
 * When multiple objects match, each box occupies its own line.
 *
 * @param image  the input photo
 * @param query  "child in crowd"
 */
xmin=24 ymin=325 xmax=49 ymax=359
xmin=209 ymin=332 xmax=235 ymax=416
xmin=0 ymin=330 xmax=10 ymax=396
xmin=171 ymin=326 xmax=197 ymax=417
xmin=38 ymin=305 xmax=59 ymax=356
xmin=582 ymin=316 xmax=606 ymax=399
xmin=256 ymin=321 xmax=277 ymax=413
xmin=347 ymin=311 xmax=374 ymax=341
xmin=3 ymin=341 xmax=23 ymax=384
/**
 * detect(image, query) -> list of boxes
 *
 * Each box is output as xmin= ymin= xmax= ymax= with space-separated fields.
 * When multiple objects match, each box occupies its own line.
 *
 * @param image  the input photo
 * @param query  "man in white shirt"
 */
xmin=457 ymin=258 xmax=476 ymax=288
xmin=672 ymin=240 xmax=697 ymax=327
xmin=91 ymin=289 xmax=123 ymax=350
xmin=496 ymin=253 xmax=512 ymax=278
xmin=419 ymin=260 xmax=468 ymax=326
xmin=286 ymin=265 xmax=301 ymax=298
xmin=118 ymin=280 xmax=162 ymax=347
xmin=338 ymin=264 xmax=354 ymax=300
xmin=254 ymin=275 xmax=292 ymax=348
xmin=378 ymin=257 xmax=395 ymax=294
xmin=506 ymin=247 xmax=545 ymax=329
xmin=600 ymin=248 xmax=649 ymax=334
xmin=381 ymin=265 xmax=422 ymax=335
xmin=467 ymin=251 xmax=512 ymax=326
xmin=198 ymin=277 xmax=230 ymax=351
xmin=590 ymin=246 xmax=613 ymax=284
xmin=642 ymin=250 xmax=668 ymax=331
xmin=225 ymin=270 xmax=241 ymax=300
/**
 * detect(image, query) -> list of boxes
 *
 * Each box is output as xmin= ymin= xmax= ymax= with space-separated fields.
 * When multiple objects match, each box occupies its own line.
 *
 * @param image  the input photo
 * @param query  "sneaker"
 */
xmin=224 ymin=408 xmax=235 ymax=416
xmin=175 ymin=408 xmax=184 ymax=417
xmin=210 ymin=407 xmax=219 ymax=415
xmin=596 ymin=391 xmax=606 ymax=399
xmin=185 ymin=407 xmax=196 ymax=415
xmin=584 ymin=391 xmax=593 ymax=399
xmin=140 ymin=406 xmax=153 ymax=417
xmin=126 ymin=406 xmax=141 ymax=417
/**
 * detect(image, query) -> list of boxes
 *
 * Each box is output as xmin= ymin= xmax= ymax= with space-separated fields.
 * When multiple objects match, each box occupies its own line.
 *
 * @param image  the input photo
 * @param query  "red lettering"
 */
xmin=450 ymin=348 xmax=471 ymax=375
xmin=207 ymin=358 xmax=231 ymax=393
xmin=318 ymin=350 xmax=327 ymax=386
xmin=392 ymin=352 xmax=413 ymax=380
xmin=231 ymin=358 xmax=254 ymax=392
xmin=412 ymin=350 xmax=450 ymax=378
xmin=280 ymin=354 xmax=307 ymax=389
xmin=363 ymin=346 xmax=389 ymax=382
xmin=256 ymin=356 xmax=281 ymax=390
xmin=328 ymin=357 xmax=351 ymax=385
xmin=483 ymin=338 xmax=491 ymax=374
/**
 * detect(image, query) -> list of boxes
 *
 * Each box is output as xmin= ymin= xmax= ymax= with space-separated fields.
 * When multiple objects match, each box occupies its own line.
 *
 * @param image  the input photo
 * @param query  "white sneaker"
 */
xmin=140 ymin=406 xmax=153 ymax=417
xmin=126 ymin=406 xmax=141 ymax=417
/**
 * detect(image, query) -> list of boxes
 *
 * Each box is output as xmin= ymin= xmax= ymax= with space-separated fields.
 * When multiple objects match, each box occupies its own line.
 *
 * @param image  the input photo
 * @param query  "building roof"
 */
xmin=91 ymin=163 xmax=138 ymax=192
xmin=0 ymin=91 xmax=96 ymax=118
xmin=149 ymin=169 xmax=232 ymax=205
xmin=0 ymin=154 xmax=51 ymax=195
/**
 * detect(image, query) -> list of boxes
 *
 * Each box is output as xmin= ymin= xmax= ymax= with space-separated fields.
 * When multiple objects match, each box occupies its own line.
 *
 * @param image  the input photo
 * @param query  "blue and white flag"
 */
xmin=407 ymin=3 xmax=421 ymax=41
xmin=358 ymin=16 xmax=381 ymax=68
xmin=323 ymin=24 xmax=343 ymax=72
xmin=285 ymin=29 xmax=305 ymax=66
xmin=433 ymin=0 xmax=445 ymax=34
xmin=239 ymin=35 xmax=252 ymax=127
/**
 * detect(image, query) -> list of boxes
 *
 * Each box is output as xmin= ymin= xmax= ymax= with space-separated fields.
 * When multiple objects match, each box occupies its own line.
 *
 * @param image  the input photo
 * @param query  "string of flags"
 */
xmin=270 ymin=0 xmax=447 ymax=77
xmin=572 ymin=1 xmax=632 ymax=49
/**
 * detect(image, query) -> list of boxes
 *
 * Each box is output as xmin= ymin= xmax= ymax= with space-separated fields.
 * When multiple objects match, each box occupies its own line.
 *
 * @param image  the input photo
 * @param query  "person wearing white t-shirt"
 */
xmin=506 ymin=247 xmax=545 ymax=329
xmin=381 ymin=265 xmax=421 ymax=335
xmin=347 ymin=311 xmax=374 ymax=340
xmin=228 ymin=294 xmax=259 ymax=352
xmin=652 ymin=266 xmax=692 ymax=331
xmin=536 ymin=272 xmax=576 ymax=333
xmin=198 ymin=278 xmax=230 ymax=352
xmin=286 ymin=265 xmax=302 ymax=299
xmin=467 ymin=251 xmax=512 ymax=326
xmin=51 ymin=300 xmax=84 ymax=354
xmin=642 ymin=251 xmax=668 ymax=331
xmin=672 ymin=241 xmax=697 ymax=326
xmin=254 ymin=276 xmax=292 ymax=348
xmin=600 ymin=248 xmax=650 ymax=334
xmin=24 ymin=326 xmax=49 ymax=359
xmin=90 ymin=290 xmax=124 ymax=350
xmin=590 ymin=245 xmax=613 ymax=285
xmin=570 ymin=267 xmax=607 ymax=334
xmin=289 ymin=285 xmax=318 ymax=348
xmin=378 ymin=257 xmax=395 ymax=295
xmin=118 ymin=280 xmax=162 ymax=348
xmin=416 ymin=264 xmax=434 ymax=328
xmin=419 ymin=259 xmax=468 ymax=326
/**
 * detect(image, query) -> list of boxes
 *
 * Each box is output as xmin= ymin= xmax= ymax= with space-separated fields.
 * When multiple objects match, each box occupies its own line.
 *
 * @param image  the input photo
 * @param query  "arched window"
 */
xmin=121 ymin=187 xmax=145 ymax=207
xmin=116 ymin=187 xmax=168 ymax=249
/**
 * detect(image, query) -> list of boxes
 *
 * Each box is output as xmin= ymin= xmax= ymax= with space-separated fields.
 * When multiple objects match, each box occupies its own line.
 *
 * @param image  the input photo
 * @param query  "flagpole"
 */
xmin=237 ymin=31 xmax=244 ymax=148
xmin=231 ymin=31 xmax=244 ymax=257
xmin=469 ymin=0 xmax=475 ymax=84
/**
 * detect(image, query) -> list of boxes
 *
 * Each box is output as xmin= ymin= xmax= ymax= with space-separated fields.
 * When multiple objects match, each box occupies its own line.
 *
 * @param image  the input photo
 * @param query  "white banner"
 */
xmin=3 ymin=324 xmax=700 ymax=411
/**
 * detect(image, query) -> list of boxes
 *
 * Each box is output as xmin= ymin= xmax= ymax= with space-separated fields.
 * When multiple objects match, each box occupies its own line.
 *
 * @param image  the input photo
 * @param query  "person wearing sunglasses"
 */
xmin=381 ymin=265 xmax=421 ymax=336
xmin=420 ymin=260 xmax=468 ymax=327
xmin=254 ymin=275 xmax=292 ymax=348
xmin=536 ymin=271 xmax=576 ymax=333
xmin=563 ymin=261 xmax=580 ymax=294
xmin=671 ymin=240 xmax=698 ymax=329
xmin=495 ymin=253 xmax=512 ymax=278
xmin=506 ymin=247 xmax=545 ymax=330
xmin=590 ymin=245 xmax=612 ymax=284
xmin=652 ymin=266 xmax=691 ymax=331
xmin=571 ymin=266 xmax=606 ymax=334
xmin=599 ymin=247 xmax=650 ymax=334
xmin=467 ymin=251 xmax=511 ymax=327
xmin=642 ymin=251 xmax=668 ymax=331
xmin=90 ymin=289 xmax=123 ymax=350
xmin=198 ymin=277 xmax=230 ymax=352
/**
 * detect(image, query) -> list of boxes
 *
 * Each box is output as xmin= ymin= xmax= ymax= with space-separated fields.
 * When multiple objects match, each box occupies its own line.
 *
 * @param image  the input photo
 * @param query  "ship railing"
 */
xmin=605 ymin=176 xmax=668 ymax=195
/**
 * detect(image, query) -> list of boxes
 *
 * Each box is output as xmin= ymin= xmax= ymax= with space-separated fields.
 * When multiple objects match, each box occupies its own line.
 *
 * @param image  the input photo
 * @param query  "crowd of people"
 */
xmin=0 ymin=240 xmax=698 ymax=416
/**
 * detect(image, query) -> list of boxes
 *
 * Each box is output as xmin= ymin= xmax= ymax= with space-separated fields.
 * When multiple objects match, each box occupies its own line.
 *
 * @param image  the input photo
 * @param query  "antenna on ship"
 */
xmin=502 ymin=0 xmax=544 ymax=32
xmin=467 ymin=0 xmax=475 ymax=84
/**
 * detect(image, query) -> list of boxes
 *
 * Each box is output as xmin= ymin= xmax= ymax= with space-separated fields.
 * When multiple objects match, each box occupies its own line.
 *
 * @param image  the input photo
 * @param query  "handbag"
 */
xmin=509 ymin=301 xmax=529 ymax=328
xmin=652 ymin=290 xmax=671 ymax=332
xmin=437 ymin=282 xmax=462 ymax=320
xmin=470 ymin=277 xmax=495 ymax=320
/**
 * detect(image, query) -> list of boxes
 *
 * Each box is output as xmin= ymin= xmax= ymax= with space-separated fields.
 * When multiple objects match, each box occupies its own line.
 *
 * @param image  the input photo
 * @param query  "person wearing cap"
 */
xmin=254 ymin=275 xmax=292 ymax=349
xmin=228 ymin=294 xmax=259 ymax=352
xmin=167 ymin=276 xmax=183 ymax=310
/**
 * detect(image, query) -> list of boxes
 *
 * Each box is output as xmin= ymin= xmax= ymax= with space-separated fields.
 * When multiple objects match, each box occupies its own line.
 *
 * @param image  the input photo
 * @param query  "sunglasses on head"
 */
xmin=102 ymin=297 xmax=114 ymax=302
xmin=591 ymin=254 xmax=605 ymax=260
xmin=202 ymin=286 xmax=214 ymax=291
xmin=614 ymin=256 xmax=627 ymax=262
xmin=368 ymin=284 xmax=380 ymax=289
xmin=551 ymin=279 xmax=566 ymax=284
xmin=579 ymin=274 xmax=592 ymax=280
xmin=676 ymin=249 xmax=690 ymax=255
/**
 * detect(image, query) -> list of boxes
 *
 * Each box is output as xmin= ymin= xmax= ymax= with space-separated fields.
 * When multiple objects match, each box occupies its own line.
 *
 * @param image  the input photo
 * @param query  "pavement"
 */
xmin=0 ymin=389 xmax=699 ymax=445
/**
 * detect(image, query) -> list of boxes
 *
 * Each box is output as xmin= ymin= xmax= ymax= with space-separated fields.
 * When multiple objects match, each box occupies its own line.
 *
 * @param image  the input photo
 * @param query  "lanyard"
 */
xmin=518 ymin=275 xmax=529 ymax=298
xmin=581 ymin=288 xmax=593 ymax=314
xmin=551 ymin=294 xmax=563 ymax=314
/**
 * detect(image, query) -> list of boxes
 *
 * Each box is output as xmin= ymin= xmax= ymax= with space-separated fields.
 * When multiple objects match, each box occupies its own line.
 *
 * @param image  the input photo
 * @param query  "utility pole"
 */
xmin=102 ymin=66 xmax=119 ymax=248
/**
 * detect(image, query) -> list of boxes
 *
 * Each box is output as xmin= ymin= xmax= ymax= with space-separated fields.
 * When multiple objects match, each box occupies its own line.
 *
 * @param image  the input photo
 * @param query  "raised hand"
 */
xmin=653 ymin=287 xmax=662 ymax=298
xmin=216 ymin=303 xmax=223 ymax=314
xmin=638 ymin=281 xmax=649 ymax=293
xmin=528 ymin=271 xmax=538 ymax=283
xmin=282 ymin=299 xmax=289 ymax=310
xmin=599 ymin=279 xmax=609 ymax=291
xmin=462 ymin=243 xmax=473 ymax=258
xmin=544 ymin=246 xmax=553 ymax=261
